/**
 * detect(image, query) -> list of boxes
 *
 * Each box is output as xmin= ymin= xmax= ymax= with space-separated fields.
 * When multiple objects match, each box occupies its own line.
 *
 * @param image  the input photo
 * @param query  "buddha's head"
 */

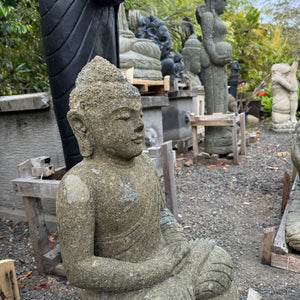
xmin=182 ymin=34 xmax=201 ymax=75
xmin=68 ymin=56 xmax=144 ymax=162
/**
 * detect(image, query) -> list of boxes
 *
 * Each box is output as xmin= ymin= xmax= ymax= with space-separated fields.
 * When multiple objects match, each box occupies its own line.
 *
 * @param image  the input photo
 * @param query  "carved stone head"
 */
xmin=68 ymin=56 xmax=144 ymax=161
xmin=182 ymin=34 xmax=201 ymax=75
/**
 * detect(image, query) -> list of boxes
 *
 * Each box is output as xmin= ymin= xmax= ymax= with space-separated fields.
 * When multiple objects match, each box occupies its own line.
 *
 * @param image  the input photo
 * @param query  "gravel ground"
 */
xmin=1 ymin=121 xmax=300 ymax=299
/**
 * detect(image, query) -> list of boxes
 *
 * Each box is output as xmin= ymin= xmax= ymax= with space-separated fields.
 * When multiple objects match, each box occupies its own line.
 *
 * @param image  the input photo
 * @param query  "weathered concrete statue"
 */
xmin=272 ymin=62 xmax=298 ymax=132
xmin=39 ymin=0 xmax=124 ymax=169
xmin=57 ymin=56 xmax=238 ymax=299
xmin=182 ymin=34 xmax=202 ymax=87
xmin=287 ymin=121 xmax=300 ymax=251
xmin=196 ymin=0 xmax=233 ymax=154
xmin=118 ymin=4 xmax=162 ymax=80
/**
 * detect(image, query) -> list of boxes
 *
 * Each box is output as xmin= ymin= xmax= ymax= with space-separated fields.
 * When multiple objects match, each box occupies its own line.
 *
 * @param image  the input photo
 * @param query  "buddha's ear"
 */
xmin=67 ymin=110 xmax=95 ymax=158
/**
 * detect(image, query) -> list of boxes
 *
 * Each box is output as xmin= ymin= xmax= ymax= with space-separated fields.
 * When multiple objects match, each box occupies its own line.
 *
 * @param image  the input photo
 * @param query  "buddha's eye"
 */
xmin=118 ymin=115 xmax=130 ymax=121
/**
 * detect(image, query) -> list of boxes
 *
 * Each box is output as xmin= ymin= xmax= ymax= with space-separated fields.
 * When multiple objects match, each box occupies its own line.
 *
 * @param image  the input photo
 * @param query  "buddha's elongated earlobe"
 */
xmin=67 ymin=110 xmax=95 ymax=157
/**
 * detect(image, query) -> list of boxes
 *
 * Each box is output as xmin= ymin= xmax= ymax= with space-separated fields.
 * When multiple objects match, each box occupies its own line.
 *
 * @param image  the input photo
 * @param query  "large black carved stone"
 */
xmin=39 ymin=0 xmax=123 ymax=169
xmin=136 ymin=15 xmax=175 ymax=80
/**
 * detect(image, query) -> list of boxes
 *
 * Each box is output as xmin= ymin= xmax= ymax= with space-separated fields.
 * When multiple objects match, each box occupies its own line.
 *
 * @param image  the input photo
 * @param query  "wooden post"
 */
xmin=240 ymin=112 xmax=246 ymax=155
xmin=0 ymin=259 xmax=20 ymax=300
xmin=22 ymin=196 xmax=50 ymax=273
xmin=261 ymin=226 xmax=276 ymax=265
xmin=161 ymin=141 xmax=178 ymax=219
xmin=232 ymin=120 xmax=238 ymax=165
xmin=191 ymin=113 xmax=199 ymax=158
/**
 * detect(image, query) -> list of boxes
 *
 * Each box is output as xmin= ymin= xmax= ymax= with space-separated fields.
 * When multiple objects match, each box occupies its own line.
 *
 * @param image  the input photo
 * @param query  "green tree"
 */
xmin=262 ymin=0 xmax=300 ymax=60
xmin=224 ymin=1 xmax=291 ymax=90
xmin=0 ymin=0 xmax=49 ymax=96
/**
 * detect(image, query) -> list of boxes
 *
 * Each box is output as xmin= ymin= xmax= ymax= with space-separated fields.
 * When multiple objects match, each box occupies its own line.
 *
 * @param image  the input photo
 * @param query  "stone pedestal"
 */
xmin=141 ymin=96 xmax=169 ymax=148
xmin=162 ymin=89 xmax=196 ymax=152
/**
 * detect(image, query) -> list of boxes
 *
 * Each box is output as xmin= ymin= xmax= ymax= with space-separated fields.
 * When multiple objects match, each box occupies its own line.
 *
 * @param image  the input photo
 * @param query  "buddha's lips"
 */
xmin=132 ymin=136 xmax=144 ymax=144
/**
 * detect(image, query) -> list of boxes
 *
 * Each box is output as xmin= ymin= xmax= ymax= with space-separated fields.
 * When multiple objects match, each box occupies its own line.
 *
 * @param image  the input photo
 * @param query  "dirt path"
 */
xmin=1 ymin=122 xmax=300 ymax=299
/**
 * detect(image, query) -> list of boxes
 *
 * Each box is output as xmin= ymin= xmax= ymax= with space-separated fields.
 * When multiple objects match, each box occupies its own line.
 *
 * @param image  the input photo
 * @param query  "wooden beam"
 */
xmin=271 ymin=253 xmax=300 ymax=273
xmin=261 ymin=226 xmax=276 ymax=265
xmin=232 ymin=121 xmax=239 ymax=165
xmin=281 ymin=171 xmax=291 ymax=213
xmin=240 ymin=112 xmax=246 ymax=155
xmin=12 ymin=178 xmax=59 ymax=199
xmin=22 ymin=196 xmax=50 ymax=273
xmin=0 ymin=259 xmax=20 ymax=300
xmin=161 ymin=141 xmax=178 ymax=219
xmin=190 ymin=120 xmax=235 ymax=126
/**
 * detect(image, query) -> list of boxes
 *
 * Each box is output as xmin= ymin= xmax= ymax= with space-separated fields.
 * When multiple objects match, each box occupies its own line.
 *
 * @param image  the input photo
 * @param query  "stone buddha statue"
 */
xmin=56 ymin=56 xmax=238 ymax=299
xmin=118 ymin=4 xmax=162 ymax=80
xmin=181 ymin=34 xmax=202 ymax=87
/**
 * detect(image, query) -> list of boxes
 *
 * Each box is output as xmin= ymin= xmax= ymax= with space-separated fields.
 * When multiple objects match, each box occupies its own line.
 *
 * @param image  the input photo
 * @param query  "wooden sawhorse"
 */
xmin=191 ymin=112 xmax=246 ymax=165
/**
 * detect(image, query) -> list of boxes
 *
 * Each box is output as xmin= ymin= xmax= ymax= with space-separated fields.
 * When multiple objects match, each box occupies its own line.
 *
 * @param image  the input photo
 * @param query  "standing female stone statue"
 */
xmin=196 ymin=0 xmax=233 ymax=154
xmin=39 ymin=0 xmax=124 ymax=169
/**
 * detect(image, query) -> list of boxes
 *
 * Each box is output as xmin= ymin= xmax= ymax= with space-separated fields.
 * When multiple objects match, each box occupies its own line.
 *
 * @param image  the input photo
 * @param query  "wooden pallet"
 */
xmin=262 ymin=174 xmax=300 ymax=273
xmin=123 ymin=68 xmax=170 ymax=95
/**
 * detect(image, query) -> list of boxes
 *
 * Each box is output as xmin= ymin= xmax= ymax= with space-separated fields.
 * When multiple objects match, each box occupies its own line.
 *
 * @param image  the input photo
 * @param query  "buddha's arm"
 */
xmin=202 ymin=12 xmax=231 ymax=66
xmin=57 ymin=174 xmax=183 ymax=292
xmin=159 ymin=207 xmax=191 ymax=274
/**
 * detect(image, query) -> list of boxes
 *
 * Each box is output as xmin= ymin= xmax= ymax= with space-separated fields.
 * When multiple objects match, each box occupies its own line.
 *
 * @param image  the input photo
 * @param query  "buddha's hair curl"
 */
xmin=69 ymin=56 xmax=140 ymax=113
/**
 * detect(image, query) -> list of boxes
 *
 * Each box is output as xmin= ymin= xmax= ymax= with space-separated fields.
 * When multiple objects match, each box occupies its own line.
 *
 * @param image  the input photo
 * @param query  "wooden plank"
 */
xmin=281 ymin=171 xmax=291 ymax=213
xmin=193 ymin=113 xmax=237 ymax=121
xmin=292 ymin=166 xmax=298 ymax=182
xmin=232 ymin=122 xmax=238 ymax=165
xmin=133 ymin=78 xmax=164 ymax=86
xmin=271 ymin=252 xmax=300 ymax=273
xmin=191 ymin=120 xmax=235 ymax=127
xmin=12 ymin=178 xmax=60 ymax=199
xmin=163 ymin=76 xmax=170 ymax=91
xmin=0 ymin=259 xmax=20 ymax=300
xmin=240 ymin=112 xmax=246 ymax=155
xmin=161 ymin=141 xmax=178 ymax=219
xmin=261 ymin=226 xmax=276 ymax=265
xmin=22 ymin=196 xmax=50 ymax=273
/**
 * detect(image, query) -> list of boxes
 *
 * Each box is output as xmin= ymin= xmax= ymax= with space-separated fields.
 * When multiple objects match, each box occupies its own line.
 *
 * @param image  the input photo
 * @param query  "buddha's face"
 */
xmin=215 ymin=0 xmax=227 ymax=15
xmin=91 ymin=97 xmax=145 ymax=161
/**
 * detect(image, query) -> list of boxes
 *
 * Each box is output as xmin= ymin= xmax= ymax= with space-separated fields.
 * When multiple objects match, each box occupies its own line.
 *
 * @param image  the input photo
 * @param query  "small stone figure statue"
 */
xmin=173 ymin=52 xmax=185 ymax=81
xmin=228 ymin=60 xmax=242 ymax=99
xmin=57 ymin=56 xmax=238 ymax=299
xmin=196 ymin=0 xmax=233 ymax=154
xmin=39 ymin=0 xmax=124 ymax=169
xmin=181 ymin=34 xmax=202 ymax=87
xmin=272 ymin=62 xmax=299 ymax=131
xmin=287 ymin=121 xmax=300 ymax=251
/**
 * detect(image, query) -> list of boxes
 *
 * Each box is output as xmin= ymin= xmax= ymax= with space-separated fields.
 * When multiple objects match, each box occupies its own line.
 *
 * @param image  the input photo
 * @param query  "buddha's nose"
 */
xmin=135 ymin=120 xmax=144 ymax=132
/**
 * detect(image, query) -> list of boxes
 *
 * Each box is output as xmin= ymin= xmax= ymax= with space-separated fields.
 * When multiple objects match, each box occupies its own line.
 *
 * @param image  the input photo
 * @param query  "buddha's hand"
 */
xmin=162 ymin=240 xmax=191 ymax=275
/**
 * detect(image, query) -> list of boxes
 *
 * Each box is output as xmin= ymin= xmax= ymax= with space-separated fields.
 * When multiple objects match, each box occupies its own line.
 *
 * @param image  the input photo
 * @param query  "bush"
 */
xmin=0 ymin=0 xmax=49 ymax=96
